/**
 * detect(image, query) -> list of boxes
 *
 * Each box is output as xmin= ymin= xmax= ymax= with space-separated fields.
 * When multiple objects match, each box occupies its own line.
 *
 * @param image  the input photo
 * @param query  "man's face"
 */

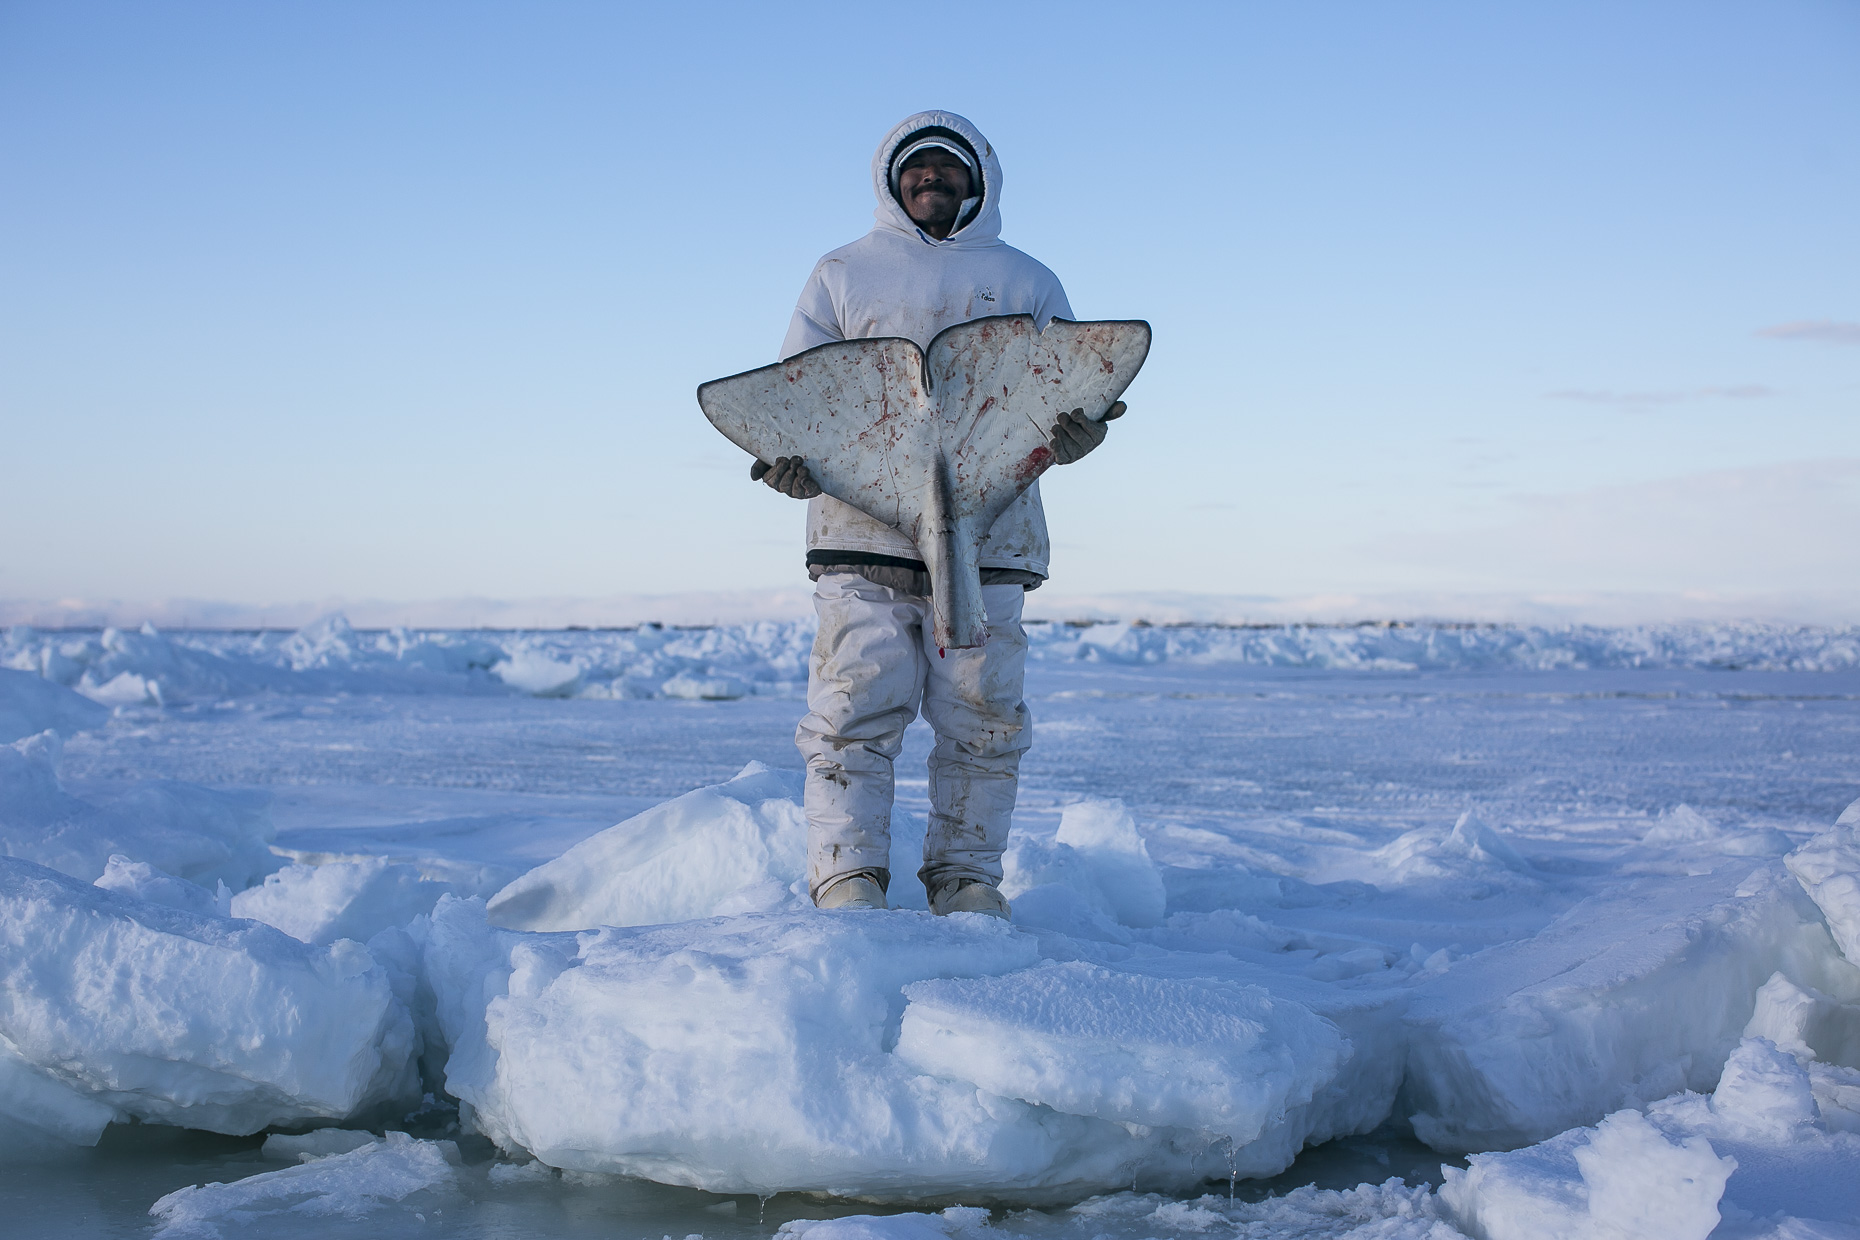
xmin=897 ymin=147 xmax=973 ymax=237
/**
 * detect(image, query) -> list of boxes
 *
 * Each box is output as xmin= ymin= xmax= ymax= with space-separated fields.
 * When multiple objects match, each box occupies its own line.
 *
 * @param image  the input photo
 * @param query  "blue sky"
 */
xmin=3 ymin=1 xmax=1856 ymax=615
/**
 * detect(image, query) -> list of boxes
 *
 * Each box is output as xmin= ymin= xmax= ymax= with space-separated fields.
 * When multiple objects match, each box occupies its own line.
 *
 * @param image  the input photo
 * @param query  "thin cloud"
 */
xmin=1546 ymin=385 xmax=1775 ymax=406
xmin=1757 ymin=320 xmax=1860 ymax=345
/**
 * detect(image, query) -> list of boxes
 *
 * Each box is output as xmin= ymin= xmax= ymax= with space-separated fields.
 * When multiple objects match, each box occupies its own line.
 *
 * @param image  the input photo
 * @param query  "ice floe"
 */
xmin=1 ymin=730 xmax=278 ymax=888
xmin=0 ymin=857 xmax=417 ymax=1142
xmin=1402 ymin=858 xmax=1859 ymax=1152
xmin=423 ymin=896 xmax=1326 ymax=1200
xmin=1440 ymin=1034 xmax=1860 ymax=1239
xmin=150 ymin=1131 xmax=458 ymax=1237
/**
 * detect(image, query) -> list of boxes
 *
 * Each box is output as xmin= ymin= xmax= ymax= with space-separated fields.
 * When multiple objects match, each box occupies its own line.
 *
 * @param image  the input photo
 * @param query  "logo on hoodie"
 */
xmin=979 ymin=287 xmax=996 ymax=303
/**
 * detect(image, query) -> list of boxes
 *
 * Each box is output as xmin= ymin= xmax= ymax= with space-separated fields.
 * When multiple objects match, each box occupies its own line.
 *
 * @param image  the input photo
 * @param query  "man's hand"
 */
xmin=751 ymin=455 xmax=822 ymax=499
xmin=1048 ymin=401 xmax=1126 ymax=465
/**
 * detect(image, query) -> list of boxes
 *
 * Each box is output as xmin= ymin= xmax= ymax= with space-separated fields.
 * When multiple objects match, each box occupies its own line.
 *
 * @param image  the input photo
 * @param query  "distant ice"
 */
xmin=0 ymin=667 xmax=107 ymax=742
xmin=5 ymin=616 xmax=1858 ymax=710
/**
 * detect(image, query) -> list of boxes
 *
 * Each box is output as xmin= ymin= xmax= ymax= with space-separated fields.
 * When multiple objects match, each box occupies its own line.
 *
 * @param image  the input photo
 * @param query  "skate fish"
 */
xmin=697 ymin=315 xmax=1151 ymax=649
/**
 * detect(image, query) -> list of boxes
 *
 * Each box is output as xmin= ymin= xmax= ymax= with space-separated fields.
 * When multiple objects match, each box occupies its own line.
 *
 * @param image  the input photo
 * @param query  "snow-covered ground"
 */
xmin=2 ymin=618 xmax=1859 ymax=1238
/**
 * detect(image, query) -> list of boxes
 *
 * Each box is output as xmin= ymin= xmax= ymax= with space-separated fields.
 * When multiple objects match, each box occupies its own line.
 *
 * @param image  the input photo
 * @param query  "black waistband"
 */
xmin=805 ymin=550 xmax=928 ymax=573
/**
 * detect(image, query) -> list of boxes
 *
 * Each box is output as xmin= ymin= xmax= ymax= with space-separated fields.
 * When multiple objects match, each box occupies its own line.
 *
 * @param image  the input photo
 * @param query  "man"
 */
xmin=755 ymin=110 xmax=1123 ymax=917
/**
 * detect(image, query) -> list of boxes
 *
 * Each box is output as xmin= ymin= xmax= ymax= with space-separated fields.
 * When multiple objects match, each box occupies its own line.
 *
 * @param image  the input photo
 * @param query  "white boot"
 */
xmin=816 ymin=874 xmax=888 ymax=911
xmin=929 ymin=879 xmax=1010 ymax=919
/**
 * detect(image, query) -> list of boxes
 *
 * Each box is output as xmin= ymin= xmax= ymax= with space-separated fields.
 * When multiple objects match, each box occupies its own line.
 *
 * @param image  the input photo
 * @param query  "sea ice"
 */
xmin=1438 ymin=1107 xmax=1735 ymax=1240
xmin=422 ymin=895 xmax=1342 ymax=1199
xmin=492 ymin=645 xmax=582 ymax=696
xmin=485 ymin=763 xmax=934 ymax=930
xmin=1646 ymin=1037 xmax=1860 ymax=1226
xmin=1002 ymin=800 xmax=1166 ymax=929
xmin=780 ymin=1181 xmax=1467 ymax=1240
xmin=1402 ymin=860 xmax=1857 ymax=1152
xmin=1744 ymin=972 xmax=1860 ymax=1069
xmin=0 ymin=856 xmax=417 ymax=1140
xmin=232 ymin=856 xmax=456 ymax=945
xmin=1370 ymin=810 xmax=1536 ymax=885
xmin=261 ymin=1128 xmax=383 ymax=1161
xmin=484 ymin=763 xmax=810 ymax=930
xmin=1440 ymin=1036 xmax=1860 ymax=1238
xmin=1786 ymin=799 xmax=1860 ymax=965
xmin=150 ymin=1131 xmax=458 ymax=1237
xmin=893 ymin=960 xmax=1348 ymax=1144
xmin=95 ymin=854 xmax=231 ymax=918
xmin=0 ymin=667 xmax=107 ymax=743
xmin=1 ymin=730 xmax=278 ymax=888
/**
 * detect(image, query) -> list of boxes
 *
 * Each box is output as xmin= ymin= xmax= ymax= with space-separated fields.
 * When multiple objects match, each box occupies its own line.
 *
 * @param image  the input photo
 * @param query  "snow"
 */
xmin=1400 ymin=861 xmax=1859 ymax=1152
xmin=893 ymin=961 xmax=1347 ymax=1144
xmin=1370 ymin=810 xmax=1535 ymax=885
xmin=1001 ymin=799 xmax=1166 ymax=929
xmin=3 ymin=619 xmax=1859 ymax=1235
xmin=1744 ymin=972 xmax=1860 ymax=1068
xmin=1439 ymin=1035 xmax=1860 ymax=1238
xmin=5 ymin=617 xmax=1858 ymax=709
xmin=95 ymin=854 xmax=232 ymax=918
xmin=484 ymin=763 xmax=811 ymax=931
xmin=0 ymin=667 xmax=107 ymax=742
xmin=150 ymin=1131 xmax=457 ymax=1237
xmin=0 ymin=730 xmax=278 ymax=887
xmin=423 ymin=897 xmax=1253 ymax=1200
xmin=0 ymin=856 xmax=417 ymax=1140
xmin=1787 ymin=801 xmax=1860 ymax=965
xmin=231 ymin=857 xmax=456 ymax=945
xmin=1438 ymin=1107 xmax=1734 ymax=1240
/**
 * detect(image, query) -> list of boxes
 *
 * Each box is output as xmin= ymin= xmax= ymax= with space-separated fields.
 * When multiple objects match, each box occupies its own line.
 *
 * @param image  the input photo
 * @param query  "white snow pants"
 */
xmin=797 ymin=572 xmax=1032 ymax=902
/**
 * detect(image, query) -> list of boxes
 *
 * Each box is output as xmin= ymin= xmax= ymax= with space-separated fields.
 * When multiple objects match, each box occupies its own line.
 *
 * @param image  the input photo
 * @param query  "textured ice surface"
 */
xmin=1002 ymin=799 xmax=1166 ymax=930
xmin=232 ymin=856 xmax=456 ymax=945
xmin=485 ymin=762 xmax=935 ymax=929
xmin=96 ymin=854 xmax=232 ymax=918
xmin=0 ymin=857 xmax=417 ymax=1140
xmin=1440 ymin=1036 xmax=1860 ymax=1238
xmin=894 ymin=960 xmax=1346 ymax=1143
xmin=1 ymin=730 xmax=277 ymax=887
xmin=260 ymin=1127 xmax=382 ymax=1161
xmin=0 ymin=667 xmax=107 ymax=742
xmin=1744 ymin=972 xmax=1860 ymax=1068
xmin=780 ymin=1181 xmax=1466 ymax=1240
xmin=4 ymin=625 xmax=1858 ymax=1232
xmin=1439 ymin=1107 xmax=1734 ymax=1240
xmin=422 ymin=896 xmax=1334 ymax=1199
xmin=1402 ymin=861 xmax=1858 ymax=1152
xmin=1787 ymin=800 xmax=1860 ymax=965
xmin=485 ymin=763 xmax=811 ymax=931
xmin=7 ymin=619 xmax=1860 ymax=709
xmin=150 ymin=1131 xmax=458 ymax=1237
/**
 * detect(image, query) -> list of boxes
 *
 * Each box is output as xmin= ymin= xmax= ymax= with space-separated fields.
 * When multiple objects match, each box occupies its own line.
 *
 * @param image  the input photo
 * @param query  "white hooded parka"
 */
xmin=780 ymin=111 xmax=1073 ymax=578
